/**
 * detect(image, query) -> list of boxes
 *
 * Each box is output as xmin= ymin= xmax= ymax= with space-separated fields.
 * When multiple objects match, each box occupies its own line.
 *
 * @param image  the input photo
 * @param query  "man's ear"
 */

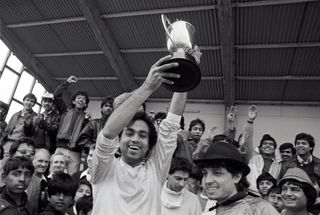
xmin=233 ymin=172 xmax=243 ymax=184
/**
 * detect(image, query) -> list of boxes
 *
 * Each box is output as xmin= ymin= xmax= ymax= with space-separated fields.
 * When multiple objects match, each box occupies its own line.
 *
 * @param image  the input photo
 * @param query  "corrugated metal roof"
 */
xmin=234 ymin=3 xmax=305 ymax=44
xmin=1 ymin=0 xmax=319 ymax=105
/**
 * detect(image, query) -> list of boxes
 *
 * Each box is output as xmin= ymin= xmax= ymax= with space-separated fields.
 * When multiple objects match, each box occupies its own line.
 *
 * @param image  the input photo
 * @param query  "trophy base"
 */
xmin=161 ymin=52 xmax=201 ymax=92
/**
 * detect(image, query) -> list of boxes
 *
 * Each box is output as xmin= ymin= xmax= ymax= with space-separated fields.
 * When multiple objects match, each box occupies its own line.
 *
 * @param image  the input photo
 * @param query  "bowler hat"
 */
xmin=194 ymin=141 xmax=250 ymax=176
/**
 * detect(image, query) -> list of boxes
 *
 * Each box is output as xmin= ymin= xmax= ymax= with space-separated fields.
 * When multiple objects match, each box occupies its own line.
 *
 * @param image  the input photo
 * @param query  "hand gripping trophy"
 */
xmin=160 ymin=14 xmax=201 ymax=92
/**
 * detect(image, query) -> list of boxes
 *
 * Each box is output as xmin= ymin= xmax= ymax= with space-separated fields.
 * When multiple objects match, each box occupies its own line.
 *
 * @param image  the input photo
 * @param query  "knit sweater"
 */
xmin=91 ymin=114 xmax=180 ymax=215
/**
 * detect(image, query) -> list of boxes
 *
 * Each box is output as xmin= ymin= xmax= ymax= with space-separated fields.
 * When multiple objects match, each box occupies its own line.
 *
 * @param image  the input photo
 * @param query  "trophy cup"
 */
xmin=160 ymin=14 xmax=201 ymax=92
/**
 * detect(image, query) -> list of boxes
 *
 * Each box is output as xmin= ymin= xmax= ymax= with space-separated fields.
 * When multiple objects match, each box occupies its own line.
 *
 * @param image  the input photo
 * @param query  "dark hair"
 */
xmin=9 ymin=138 xmax=35 ymax=157
xmin=295 ymin=133 xmax=315 ymax=154
xmin=169 ymin=157 xmax=193 ymax=175
xmin=78 ymin=178 xmax=92 ymax=195
xmin=76 ymin=196 xmax=93 ymax=215
xmin=267 ymin=186 xmax=282 ymax=196
xmin=280 ymin=179 xmax=317 ymax=212
xmin=0 ymin=101 xmax=9 ymax=112
xmin=2 ymin=156 xmax=34 ymax=177
xmin=23 ymin=93 xmax=37 ymax=102
xmin=256 ymin=172 xmax=277 ymax=190
xmin=212 ymin=134 xmax=231 ymax=144
xmin=70 ymin=91 xmax=90 ymax=110
xmin=309 ymin=173 xmax=320 ymax=196
xmin=188 ymin=118 xmax=205 ymax=132
xmin=260 ymin=134 xmax=277 ymax=148
xmin=154 ymin=112 xmax=166 ymax=121
xmin=101 ymin=96 xmax=114 ymax=108
xmin=197 ymin=161 xmax=249 ymax=193
xmin=180 ymin=115 xmax=185 ymax=130
xmin=279 ymin=142 xmax=296 ymax=155
xmin=47 ymin=172 xmax=77 ymax=198
xmin=119 ymin=111 xmax=157 ymax=158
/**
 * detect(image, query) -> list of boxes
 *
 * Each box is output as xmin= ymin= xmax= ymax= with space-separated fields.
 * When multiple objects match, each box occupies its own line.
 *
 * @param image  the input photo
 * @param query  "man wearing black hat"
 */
xmin=194 ymin=141 xmax=279 ymax=215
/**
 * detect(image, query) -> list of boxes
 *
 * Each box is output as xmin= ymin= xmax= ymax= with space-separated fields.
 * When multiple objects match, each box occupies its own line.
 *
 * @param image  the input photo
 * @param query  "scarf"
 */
xmin=209 ymin=190 xmax=248 ymax=211
xmin=161 ymin=181 xmax=184 ymax=209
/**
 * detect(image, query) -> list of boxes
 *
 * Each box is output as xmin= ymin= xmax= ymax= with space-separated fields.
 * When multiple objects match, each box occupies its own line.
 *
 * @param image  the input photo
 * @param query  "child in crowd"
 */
xmin=40 ymin=172 xmax=77 ymax=215
xmin=256 ymin=172 xmax=277 ymax=199
xmin=0 ymin=156 xmax=34 ymax=214
xmin=267 ymin=186 xmax=285 ymax=213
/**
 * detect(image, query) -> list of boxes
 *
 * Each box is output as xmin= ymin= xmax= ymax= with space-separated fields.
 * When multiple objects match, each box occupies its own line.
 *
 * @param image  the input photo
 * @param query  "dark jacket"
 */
xmin=25 ymin=109 xmax=61 ymax=153
xmin=1 ymin=110 xmax=36 ymax=144
xmin=279 ymin=155 xmax=320 ymax=179
xmin=0 ymin=120 xmax=7 ymax=139
xmin=0 ymin=186 xmax=31 ymax=215
xmin=39 ymin=205 xmax=64 ymax=215
xmin=77 ymin=117 xmax=108 ymax=151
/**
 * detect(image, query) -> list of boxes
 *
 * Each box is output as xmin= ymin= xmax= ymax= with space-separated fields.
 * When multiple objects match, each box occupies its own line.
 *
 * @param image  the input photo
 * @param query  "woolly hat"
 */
xmin=260 ymin=134 xmax=277 ymax=148
xmin=194 ymin=141 xmax=250 ymax=176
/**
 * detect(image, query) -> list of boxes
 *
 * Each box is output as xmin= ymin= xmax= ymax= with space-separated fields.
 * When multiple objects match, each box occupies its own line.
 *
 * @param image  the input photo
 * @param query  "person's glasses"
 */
xmin=16 ymin=149 xmax=35 ymax=156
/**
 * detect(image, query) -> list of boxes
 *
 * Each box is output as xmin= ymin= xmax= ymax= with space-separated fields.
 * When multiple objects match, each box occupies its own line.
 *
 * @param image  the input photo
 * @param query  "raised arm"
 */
xmin=102 ymin=55 xmax=179 ymax=139
xmin=224 ymin=105 xmax=237 ymax=140
xmin=239 ymin=105 xmax=257 ymax=163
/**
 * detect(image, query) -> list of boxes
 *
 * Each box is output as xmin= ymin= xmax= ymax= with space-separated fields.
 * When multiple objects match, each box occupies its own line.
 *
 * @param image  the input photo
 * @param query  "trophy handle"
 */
xmin=161 ymin=14 xmax=177 ymax=49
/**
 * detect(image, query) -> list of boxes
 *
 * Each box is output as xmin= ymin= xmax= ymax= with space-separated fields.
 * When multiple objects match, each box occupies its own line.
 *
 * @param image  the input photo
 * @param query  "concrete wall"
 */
xmin=87 ymin=100 xmax=320 ymax=157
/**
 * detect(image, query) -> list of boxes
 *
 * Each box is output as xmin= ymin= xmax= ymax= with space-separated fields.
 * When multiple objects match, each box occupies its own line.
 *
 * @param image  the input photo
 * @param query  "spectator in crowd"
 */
xmin=68 ymin=179 xmax=92 ymax=215
xmin=256 ymin=172 xmax=277 ymax=199
xmin=26 ymin=93 xmax=61 ymax=154
xmin=279 ymin=143 xmax=296 ymax=162
xmin=267 ymin=186 xmax=285 ymax=213
xmin=9 ymin=138 xmax=36 ymax=160
xmin=90 ymin=55 xmax=185 ymax=215
xmin=75 ymin=196 xmax=93 ymax=215
xmin=77 ymin=96 xmax=114 ymax=151
xmin=55 ymin=76 xmax=90 ymax=175
xmin=161 ymin=157 xmax=202 ymax=215
xmin=279 ymin=168 xmax=317 ymax=215
xmin=194 ymin=141 xmax=279 ymax=215
xmin=153 ymin=112 xmax=167 ymax=132
xmin=309 ymin=173 xmax=320 ymax=214
xmin=8 ymin=138 xmax=41 ymax=214
xmin=48 ymin=152 xmax=68 ymax=179
xmin=32 ymin=148 xmax=51 ymax=213
xmin=174 ymin=118 xmax=205 ymax=164
xmin=0 ymin=101 xmax=9 ymax=139
xmin=186 ymin=167 xmax=202 ymax=194
xmin=39 ymin=172 xmax=77 ymax=215
xmin=280 ymin=133 xmax=320 ymax=179
xmin=33 ymin=148 xmax=50 ymax=179
xmin=1 ymin=93 xmax=37 ymax=161
xmin=72 ymin=144 xmax=94 ymax=185
xmin=0 ymin=156 xmax=34 ymax=214
xmin=247 ymin=134 xmax=281 ymax=195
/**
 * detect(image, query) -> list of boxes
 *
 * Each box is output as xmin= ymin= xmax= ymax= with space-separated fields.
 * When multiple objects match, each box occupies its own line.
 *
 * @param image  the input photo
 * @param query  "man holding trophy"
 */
xmin=90 ymin=15 xmax=201 ymax=215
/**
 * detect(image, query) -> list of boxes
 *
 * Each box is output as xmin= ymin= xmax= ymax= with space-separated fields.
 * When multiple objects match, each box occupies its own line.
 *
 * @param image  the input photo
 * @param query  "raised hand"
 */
xmin=67 ymin=75 xmax=78 ymax=83
xmin=143 ymin=55 xmax=180 ymax=92
xmin=226 ymin=105 xmax=237 ymax=123
xmin=248 ymin=105 xmax=257 ymax=122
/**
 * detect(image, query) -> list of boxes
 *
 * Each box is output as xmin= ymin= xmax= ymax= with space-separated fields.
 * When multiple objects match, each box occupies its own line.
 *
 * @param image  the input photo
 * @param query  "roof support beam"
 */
xmin=235 ymin=42 xmax=320 ymax=49
xmin=233 ymin=0 xmax=318 ymax=8
xmin=217 ymin=0 xmax=235 ymax=108
xmin=236 ymin=76 xmax=320 ymax=81
xmin=78 ymin=0 xmax=138 ymax=91
xmin=102 ymin=5 xmax=217 ymax=19
xmin=0 ymin=19 xmax=58 ymax=92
